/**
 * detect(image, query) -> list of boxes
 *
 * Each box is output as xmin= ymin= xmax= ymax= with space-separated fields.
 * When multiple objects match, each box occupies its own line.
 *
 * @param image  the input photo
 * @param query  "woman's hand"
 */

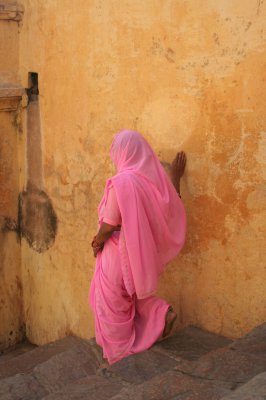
xmin=171 ymin=151 xmax=186 ymax=179
xmin=91 ymin=223 xmax=121 ymax=257
xmin=91 ymin=236 xmax=104 ymax=257
xmin=92 ymin=244 xmax=104 ymax=257
xmin=170 ymin=151 xmax=186 ymax=196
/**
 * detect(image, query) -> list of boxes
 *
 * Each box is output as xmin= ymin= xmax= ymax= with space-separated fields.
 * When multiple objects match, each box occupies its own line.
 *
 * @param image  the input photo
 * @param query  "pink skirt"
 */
xmin=89 ymin=233 xmax=170 ymax=364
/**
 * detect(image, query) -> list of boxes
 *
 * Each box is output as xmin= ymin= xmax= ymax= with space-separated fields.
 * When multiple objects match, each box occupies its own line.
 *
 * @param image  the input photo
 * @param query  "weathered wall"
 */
xmin=19 ymin=0 xmax=266 ymax=344
xmin=0 ymin=112 xmax=24 ymax=350
xmin=0 ymin=2 xmax=24 ymax=349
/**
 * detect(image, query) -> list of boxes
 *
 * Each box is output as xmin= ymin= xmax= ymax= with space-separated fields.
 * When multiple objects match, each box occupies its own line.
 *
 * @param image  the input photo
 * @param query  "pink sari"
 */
xmin=89 ymin=130 xmax=186 ymax=364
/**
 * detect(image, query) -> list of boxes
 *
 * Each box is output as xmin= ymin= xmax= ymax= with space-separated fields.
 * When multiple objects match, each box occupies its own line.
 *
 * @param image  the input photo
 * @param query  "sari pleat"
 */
xmin=89 ymin=237 xmax=169 ymax=364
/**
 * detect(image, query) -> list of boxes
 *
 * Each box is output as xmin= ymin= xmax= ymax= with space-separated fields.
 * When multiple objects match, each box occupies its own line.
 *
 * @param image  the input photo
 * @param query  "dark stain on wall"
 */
xmin=18 ymin=183 xmax=57 ymax=253
xmin=0 ymin=216 xmax=17 ymax=233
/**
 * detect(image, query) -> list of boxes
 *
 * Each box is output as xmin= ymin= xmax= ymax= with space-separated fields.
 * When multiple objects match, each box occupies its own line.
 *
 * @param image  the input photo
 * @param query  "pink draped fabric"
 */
xmin=89 ymin=130 xmax=186 ymax=364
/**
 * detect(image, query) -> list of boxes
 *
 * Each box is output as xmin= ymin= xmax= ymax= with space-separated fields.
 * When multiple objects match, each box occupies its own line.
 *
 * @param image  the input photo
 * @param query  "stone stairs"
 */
xmin=0 ymin=324 xmax=265 ymax=400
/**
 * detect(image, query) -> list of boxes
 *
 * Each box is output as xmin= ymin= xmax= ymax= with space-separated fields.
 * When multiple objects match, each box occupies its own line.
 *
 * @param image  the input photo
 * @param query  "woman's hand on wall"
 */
xmin=170 ymin=151 xmax=186 ymax=196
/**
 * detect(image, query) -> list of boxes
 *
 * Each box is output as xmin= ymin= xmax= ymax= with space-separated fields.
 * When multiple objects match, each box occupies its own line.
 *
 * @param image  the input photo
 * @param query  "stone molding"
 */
xmin=0 ymin=87 xmax=26 ymax=111
xmin=0 ymin=2 xmax=24 ymax=21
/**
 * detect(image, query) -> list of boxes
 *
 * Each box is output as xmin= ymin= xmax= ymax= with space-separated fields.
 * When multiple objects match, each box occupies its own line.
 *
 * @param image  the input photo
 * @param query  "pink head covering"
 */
xmin=110 ymin=130 xmax=166 ymax=189
xmin=99 ymin=130 xmax=186 ymax=299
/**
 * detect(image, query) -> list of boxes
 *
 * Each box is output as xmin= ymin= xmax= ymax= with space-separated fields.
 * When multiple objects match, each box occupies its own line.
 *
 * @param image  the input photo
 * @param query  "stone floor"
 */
xmin=0 ymin=324 xmax=265 ymax=399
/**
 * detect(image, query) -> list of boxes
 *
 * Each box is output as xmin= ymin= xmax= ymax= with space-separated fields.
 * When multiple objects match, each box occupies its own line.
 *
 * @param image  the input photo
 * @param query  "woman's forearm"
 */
xmin=94 ymin=223 xmax=119 ymax=245
xmin=92 ymin=223 xmax=121 ymax=257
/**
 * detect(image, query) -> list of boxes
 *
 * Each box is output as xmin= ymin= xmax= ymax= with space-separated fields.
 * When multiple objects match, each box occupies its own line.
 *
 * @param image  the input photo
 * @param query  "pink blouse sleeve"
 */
xmin=103 ymin=186 xmax=121 ymax=226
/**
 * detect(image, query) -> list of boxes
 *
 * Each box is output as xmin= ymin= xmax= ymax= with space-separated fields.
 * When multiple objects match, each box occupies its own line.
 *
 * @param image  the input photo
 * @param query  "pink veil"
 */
xmin=98 ymin=130 xmax=186 ymax=299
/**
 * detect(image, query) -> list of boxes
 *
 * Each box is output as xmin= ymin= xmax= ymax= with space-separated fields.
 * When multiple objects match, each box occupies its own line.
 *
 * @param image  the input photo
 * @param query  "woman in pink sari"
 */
xmin=89 ymin=130 xmax=186 ymax=365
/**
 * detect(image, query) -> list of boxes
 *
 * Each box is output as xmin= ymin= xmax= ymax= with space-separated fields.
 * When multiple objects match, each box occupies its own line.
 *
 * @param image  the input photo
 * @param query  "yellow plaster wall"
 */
xmin=19 ymin=0 xmax=266 ymax=344
xmin=0 ymin=5 xmax=24 ymax=350
xmin=0 ymin=114 xmax=24 ymax=350
xmin=0 ymin=22 xmax=19 ymax=84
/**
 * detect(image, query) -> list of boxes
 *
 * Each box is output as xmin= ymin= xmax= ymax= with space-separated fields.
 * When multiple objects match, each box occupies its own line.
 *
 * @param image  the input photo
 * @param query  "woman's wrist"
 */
xmin=171 ymin=176 xmax=181 ymax=197
xmin=92 ymin=222 xmax=119 ymax=250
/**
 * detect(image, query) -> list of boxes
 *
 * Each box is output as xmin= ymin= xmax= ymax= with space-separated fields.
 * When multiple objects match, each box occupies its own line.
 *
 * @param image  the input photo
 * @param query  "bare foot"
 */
xmin=164 ymin=307 xmax=177 ymax=337
xmin=99 ymin=362 xmax=110 ymax=369
xmin=157 ymin=307 xmax=177 ymax=342
xmin=171 ymin=151 xmax=186 ymax=181
xmin=97 ymin=362 xmax=111 ymax=377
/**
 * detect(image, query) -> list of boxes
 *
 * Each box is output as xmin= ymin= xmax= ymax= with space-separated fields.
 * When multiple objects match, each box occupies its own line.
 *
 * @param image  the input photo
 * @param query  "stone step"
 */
xmin=0 ymin=340 xmax=37 ymax=364
xmin=175 ymin=347 xmax=266 ymax=387
xmin=0 ymin=342 xmax=232 ymax=400
xmin=172 ymin=324 xmax=266 ymax=390
xmin=220 ymin=372 xmax=266 ymax=400
xmin=0 ymin=340 xmax=110 ymax=400
xmin=0 ymin=324 xmax=264 ymax=399
xmin=97 ymin=326 xmax=232 ymax=387
xmin=228 ymin=323 xmax=266 ymax=359
xmin=0 ymin=336 xmax=100 ymax=380
xmin=0 ymin=326 xmax=232 ymax=381
xmin=109 ymin=369 xmax=233 ymax=400
xmin=106 ymin=347 xmax=178 ymax=385
xmin=151 ymin=325 xmax=233 ymax=361
xmin=42 ymin=375 xmax=124 ymax=400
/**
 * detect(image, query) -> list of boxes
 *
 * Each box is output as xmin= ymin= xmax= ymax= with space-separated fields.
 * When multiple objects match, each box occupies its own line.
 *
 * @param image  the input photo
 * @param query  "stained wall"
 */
xmin=19 ymin=0 xmax=266 ymax=344
xmin=0 ymin=1 xmax=24 ymax=350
